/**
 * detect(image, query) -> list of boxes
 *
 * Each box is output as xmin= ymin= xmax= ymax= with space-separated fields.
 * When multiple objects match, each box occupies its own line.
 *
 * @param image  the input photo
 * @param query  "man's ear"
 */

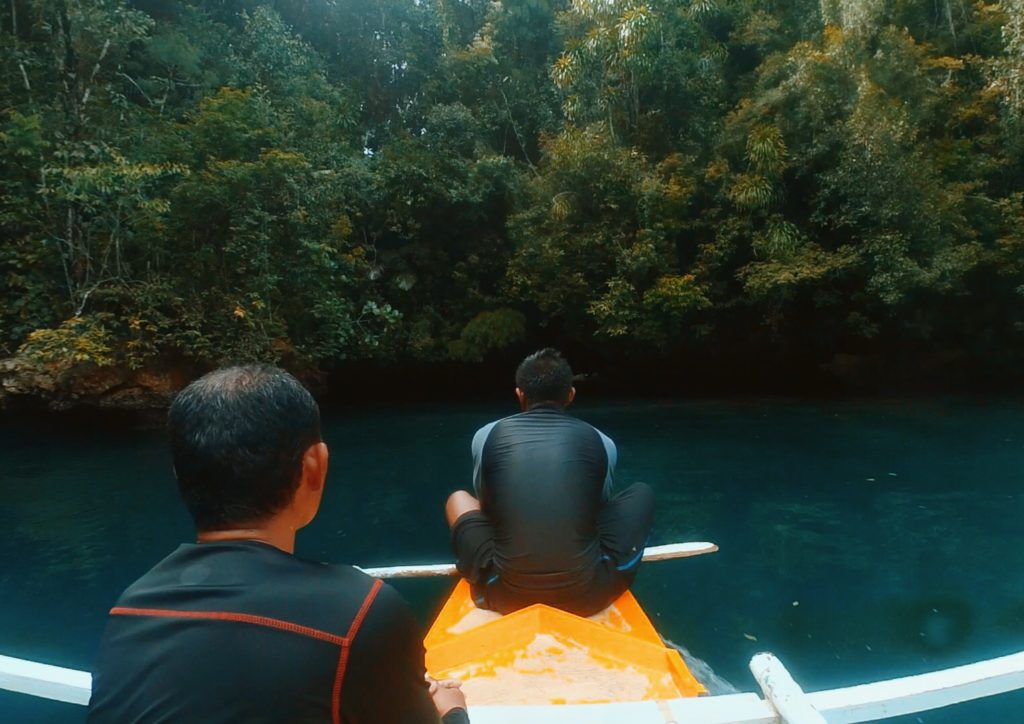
xmin=302 ymin=442 xmax=329 ymax=492
xmin=295 ymin=442 xmax=328 ymax=529
xmin=515 ymin=387 xmax=527 ymax=409
xmin=566 ymin=387 xmax=576 ymax=406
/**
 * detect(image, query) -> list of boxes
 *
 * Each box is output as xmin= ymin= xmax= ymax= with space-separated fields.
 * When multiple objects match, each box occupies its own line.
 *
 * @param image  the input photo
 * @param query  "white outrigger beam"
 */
xmin=5 ymin=648 xmax=1024 ymax=722
xmin=357 ymin=541 xmax=719 ymax=578
xmin=0 ymin=654 xmax=91 ymax=707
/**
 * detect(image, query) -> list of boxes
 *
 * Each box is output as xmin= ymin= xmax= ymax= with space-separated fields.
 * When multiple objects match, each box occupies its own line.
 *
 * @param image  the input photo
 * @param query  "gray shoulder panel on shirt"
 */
xmin=594 ymin=427 xmax=617 ymax=500
xmin=471 ymin=420 xmax=499 ymax=496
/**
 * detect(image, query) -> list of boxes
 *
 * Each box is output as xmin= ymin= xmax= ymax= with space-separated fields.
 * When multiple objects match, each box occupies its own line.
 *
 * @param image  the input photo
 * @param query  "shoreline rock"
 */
xmin=0 ymin=356 xmax=186 ymax=411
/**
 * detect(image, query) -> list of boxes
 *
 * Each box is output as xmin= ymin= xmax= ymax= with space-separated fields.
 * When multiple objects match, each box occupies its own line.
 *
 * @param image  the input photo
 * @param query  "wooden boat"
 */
xmin=5 ymin=627 xmax=1024 ymax=724
xmin=6 ymin=542 xmax=1024 ymax=722
xmin=423 ymin=579 xmax=707 ymax=706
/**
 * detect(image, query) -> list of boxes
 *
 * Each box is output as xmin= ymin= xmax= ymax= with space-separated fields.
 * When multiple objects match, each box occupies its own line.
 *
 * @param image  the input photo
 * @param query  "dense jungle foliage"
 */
xmin=2 ymin=0 xmax=1024 ymax=389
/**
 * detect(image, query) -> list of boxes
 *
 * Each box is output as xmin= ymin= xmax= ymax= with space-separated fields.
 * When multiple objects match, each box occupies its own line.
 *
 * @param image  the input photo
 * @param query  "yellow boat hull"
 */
xmin=424 ymin=580 xmax=707 ymax=706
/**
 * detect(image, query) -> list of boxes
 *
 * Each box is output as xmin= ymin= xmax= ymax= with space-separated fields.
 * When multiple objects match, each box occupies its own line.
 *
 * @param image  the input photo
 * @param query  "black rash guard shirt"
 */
xmin=475 ymin=407 xmax=613 ymax=591
xmin=88 ymin=541 xmax=468 ymax=724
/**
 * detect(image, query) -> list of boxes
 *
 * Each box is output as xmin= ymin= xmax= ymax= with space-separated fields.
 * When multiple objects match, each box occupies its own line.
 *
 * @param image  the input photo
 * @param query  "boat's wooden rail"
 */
xmin=5 ymin=648 xmax=1024 ymax=722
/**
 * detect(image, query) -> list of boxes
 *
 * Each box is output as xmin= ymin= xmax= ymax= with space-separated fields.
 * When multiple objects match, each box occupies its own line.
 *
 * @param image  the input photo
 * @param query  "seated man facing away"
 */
xmin=89 ymin=364 xmax=468 ymax=724
xmin=446 ymin=348 xmax=654 ymax=617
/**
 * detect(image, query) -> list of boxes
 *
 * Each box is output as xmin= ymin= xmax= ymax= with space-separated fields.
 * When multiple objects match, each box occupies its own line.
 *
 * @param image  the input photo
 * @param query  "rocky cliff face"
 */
xmin=0 ymin=357 xmax=185 ymax=411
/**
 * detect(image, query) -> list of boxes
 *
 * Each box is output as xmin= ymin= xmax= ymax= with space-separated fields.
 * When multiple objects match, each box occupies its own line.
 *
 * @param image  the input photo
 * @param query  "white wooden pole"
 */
xmin=357 ymin=561 xmax=459 ymax=578
xmin=0 ymin=654 xmax=91 ymax=706
xmin=750 ymin=652 xmax=827 ymax=724
xmin=357 ymin=541 xmax=718 ymax=578
xmin=806 ymin=649 xmax=1024 ymax=723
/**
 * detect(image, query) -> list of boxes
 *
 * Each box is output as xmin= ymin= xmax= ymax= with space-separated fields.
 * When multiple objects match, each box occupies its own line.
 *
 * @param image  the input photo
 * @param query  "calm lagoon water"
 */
xmin=2 ymin=398 xmax=1024 ymax=721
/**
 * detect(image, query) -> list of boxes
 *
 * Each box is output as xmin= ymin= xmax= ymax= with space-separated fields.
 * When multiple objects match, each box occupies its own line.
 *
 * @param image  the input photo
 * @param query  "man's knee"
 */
xmin=624 ymin=481 xmax=654 ymax=504
xmin=445 ymin=490 xmax=481 ymax=527
xmin=619 ymin=482 xmax=654 ymax=521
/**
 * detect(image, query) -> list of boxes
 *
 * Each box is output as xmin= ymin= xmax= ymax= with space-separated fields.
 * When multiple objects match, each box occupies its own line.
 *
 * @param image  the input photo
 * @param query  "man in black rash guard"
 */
xmin=445 ymin=349 xmax=654 ymax=617
xmin=88 ymin=364 xmax=469 ymax=724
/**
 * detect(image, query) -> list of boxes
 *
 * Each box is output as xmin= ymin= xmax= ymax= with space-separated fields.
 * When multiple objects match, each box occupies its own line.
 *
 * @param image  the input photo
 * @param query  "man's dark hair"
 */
xmin=515 ymin=348 xmax=573 ymax=405
xmin=167 ymin=364 xmax=322 ymax=531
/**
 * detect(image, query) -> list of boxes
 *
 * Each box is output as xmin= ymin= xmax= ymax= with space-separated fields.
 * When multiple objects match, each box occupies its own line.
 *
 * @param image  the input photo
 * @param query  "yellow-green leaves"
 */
xmin=618 ymin=5 xmax=653 ymax=53
xmin=753 ymin=219 xmax=802 ymax=260
xmin=46 ymin=157 xmax=188 ymax=201
xmin=688 ymin=0 xmax=718 ymax=17
xmin=741 ymin=245 xmax=857 ymax=301
xmin=448 ymin=309 xmax=528 ymax=361
xmin=20 ymin=316 xmax=116 ymax=369
xmin=746 ymin=126 xmax=787 ymax=177
xmin=589 ymin=273 xmax=710 ymax=341
xmin=551 ymin=0 xmax=719 ymax=132
xmin=729 ymin=173 xmax=775 ymax=210
xmin=643 ymin=274 xmax=711 ymax=318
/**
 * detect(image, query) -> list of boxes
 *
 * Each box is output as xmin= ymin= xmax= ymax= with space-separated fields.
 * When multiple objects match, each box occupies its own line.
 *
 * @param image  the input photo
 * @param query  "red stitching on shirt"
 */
xmin=347 ymin=578 xmax=384 ymax=640
xmin=332 ymin=579 xmax=383 ymax=724
xmin=331 ymin=646 xmax=350 ymax=724
xmin=111 ymin=578 xmax=385 ymax=724
xmin=109 ymin=606 xmax=347 ymax=646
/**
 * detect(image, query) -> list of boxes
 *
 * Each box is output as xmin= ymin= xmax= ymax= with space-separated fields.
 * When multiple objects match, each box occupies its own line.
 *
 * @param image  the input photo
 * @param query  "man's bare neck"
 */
xmin=197 ymin=524 xmax=296 ymax=554
xmin=526 ymin=401 xmax=565 ymax=411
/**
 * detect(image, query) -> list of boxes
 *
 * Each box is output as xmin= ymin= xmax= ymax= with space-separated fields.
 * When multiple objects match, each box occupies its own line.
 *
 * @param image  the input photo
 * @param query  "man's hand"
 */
xmin=425 ymin=674 xmax=467 ymax=716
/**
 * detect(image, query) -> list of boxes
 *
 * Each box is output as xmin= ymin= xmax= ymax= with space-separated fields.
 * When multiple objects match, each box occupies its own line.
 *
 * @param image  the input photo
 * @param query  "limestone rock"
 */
xmin=0 ymin=355 xmax=184 ymax=410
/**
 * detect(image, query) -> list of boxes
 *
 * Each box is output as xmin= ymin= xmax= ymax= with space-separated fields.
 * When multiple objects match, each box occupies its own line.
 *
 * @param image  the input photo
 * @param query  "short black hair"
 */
xmin=515 ymin=348 xmax=573 ymax=404
xmin=167 ymin=364 xmax=322 ymax=531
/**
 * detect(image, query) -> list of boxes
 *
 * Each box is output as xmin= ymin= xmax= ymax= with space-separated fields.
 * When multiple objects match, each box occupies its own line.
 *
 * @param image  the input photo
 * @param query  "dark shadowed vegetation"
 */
xmin=2 ymin=0 xmax=1024 ymax=398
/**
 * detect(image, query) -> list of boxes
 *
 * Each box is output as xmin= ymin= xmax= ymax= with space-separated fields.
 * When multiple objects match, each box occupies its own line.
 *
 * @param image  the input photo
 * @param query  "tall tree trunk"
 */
xmin=55 ymin=0 xmax=81 ymax=133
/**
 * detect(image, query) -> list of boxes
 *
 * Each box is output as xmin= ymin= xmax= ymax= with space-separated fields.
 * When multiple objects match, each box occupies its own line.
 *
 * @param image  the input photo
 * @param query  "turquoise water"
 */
xmin=2 ymin=398 xmax=1024 ymax=721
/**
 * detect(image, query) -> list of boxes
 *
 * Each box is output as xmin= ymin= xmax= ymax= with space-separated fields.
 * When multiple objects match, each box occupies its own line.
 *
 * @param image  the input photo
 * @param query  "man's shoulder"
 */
xmin=109 ymin=545 xmax=419 ymax=650
xmin=568 ymin=414 xmax=614 ymax=444
xmin=536 ymin=409 xmax=608 ymax=435
xmin=263 ymin=553 xmax=392 ymax=609
xmin=113 ymin=543 xmax=386 ymax=626
xmin=284 ymin=562 xmax=413 ymax=628
xmin=474 ymin=415 xmax=512 ymax=436
xmin=484 ymin=409 xmax=608 ymax=440
xmin=472 ymin=417 xmax=504 ymax=452
xmin=291 ymin=559 xmax=386 ymax=598
xmin=113 ymin=543 xmax=198 ymax=603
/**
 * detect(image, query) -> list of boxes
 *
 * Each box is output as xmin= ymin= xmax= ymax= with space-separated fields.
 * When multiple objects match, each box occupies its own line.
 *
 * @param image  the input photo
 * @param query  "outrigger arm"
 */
xmin=356 ymin=541 xmax=719 ymax=579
